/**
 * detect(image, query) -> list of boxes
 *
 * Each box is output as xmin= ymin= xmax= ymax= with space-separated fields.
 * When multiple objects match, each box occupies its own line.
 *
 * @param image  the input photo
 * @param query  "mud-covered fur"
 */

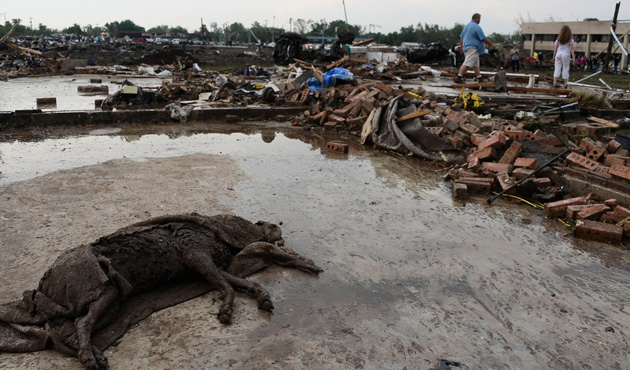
xmin=0 ymin=213 xmax=322 ymax=369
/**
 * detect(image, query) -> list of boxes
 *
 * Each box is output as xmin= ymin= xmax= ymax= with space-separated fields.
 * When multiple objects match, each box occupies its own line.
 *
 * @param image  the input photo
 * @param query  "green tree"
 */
xmin=104 ymin=20 xmax=145 ymax=35
xmin=327 ymin=20 xmax=362 ymax=36
xmin=169 ymin=26 xmax=188 ymax=34
xmin=226 ymin=22 xmax=246 ymax=43
xmin=62 ymin=23 xmax=83 ymax=35
xmin=250 ymin=21 xmax=270 ymax=43
xmin=147 ymin=25 xmax=169 ymax=33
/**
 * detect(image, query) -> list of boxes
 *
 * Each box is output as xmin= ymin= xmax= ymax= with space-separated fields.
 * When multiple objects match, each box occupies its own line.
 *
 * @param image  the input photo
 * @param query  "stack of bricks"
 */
xmin=445 ymin=117 xmax=565 ymax=201
xmin=560 ymin=136 xmax=630 ymax=176
xmin=299 ymin=82 xmax=399 ymax=131
xmin=544 ymin=196 xmax=627 ymax=244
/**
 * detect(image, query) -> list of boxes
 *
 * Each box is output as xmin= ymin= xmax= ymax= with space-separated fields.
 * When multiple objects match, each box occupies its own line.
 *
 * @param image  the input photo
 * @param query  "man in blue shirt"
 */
xmin=454 ymin=13 xmax=496 ymax=83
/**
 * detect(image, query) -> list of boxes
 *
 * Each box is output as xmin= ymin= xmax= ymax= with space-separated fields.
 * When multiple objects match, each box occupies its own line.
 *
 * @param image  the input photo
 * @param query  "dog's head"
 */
xmin=255 ymin=221 xmax=284 ymax=245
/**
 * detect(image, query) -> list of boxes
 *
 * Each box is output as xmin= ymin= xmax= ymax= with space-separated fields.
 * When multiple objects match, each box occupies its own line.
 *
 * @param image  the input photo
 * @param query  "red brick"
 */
xmin=544 ymin=197 xmax=586 ymax=218
xmin=579 ymin=138 xmax=597 ymax=153
xmin=604 ymin=199 xmax=619 ymax=208
xmin=504 ymin=129 xmax=526 ymax=141
xmin=565 ymin=152 xmax=608 ymax=173
xmin=459 ymin=123 xmax=479 ymax=136
xmin=454 ymin=179 xmax=492 ymax=194
xmin=604 ymin=155 xmax=626 ymax=167
xmin=612 ymin=205 xmax=630 ymax=222
xmin=514 ymin=157 xmax=540 ymax=169
xmin=566 ymin=205 xmax=594 ymax=220
xmin=446 ymin=110 xmax=466 ymax=125
xmin=586 ymin=148 xmax=605 ymax=162
xmin=453 ymin=183 xmax=468 ymax=199
xmin=496 ymin=173 xmax=517 ymax=195
xmin=448 ymin=138 xmax=464 ymax=149
xmin=481 ymin=162 xmax=513 ymax=173
xmin=498 ymin=141 xmax=523 ymax=164
xmin=609 ymin=164 xmax=630 ymax=181
xmin=326 ymin=142 xmax=348 ymax=153
xmin=577 ymin=204 xmax=611 ymax=221
xmin=512 ymin=168 xmax=535 ymax=180
xmin=467 ymin=147 xmax=497 ymax=162
xmin=467 ymin=157 xmax=480 ymax=171
xmin=471 ymin=134 xmax=484 ymax=146
xmin=607 ymin=139 xmax=622 ymax=153
xmin=448 ymin=169 xmax=479 ymax=179
xmin=533 ymin=177 xmax=552 ymax=190
xmin=478 ymin=134 xmax=507 ymax=151
xmin=574 ymin=220 xmax=623 ymax=244
xmin=600 ymin=212 xmax=615 ymax=224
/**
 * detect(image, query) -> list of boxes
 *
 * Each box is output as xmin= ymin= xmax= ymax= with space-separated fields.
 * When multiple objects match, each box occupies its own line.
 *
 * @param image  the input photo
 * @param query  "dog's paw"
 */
xmin=218 ymin=306 xmax=233 ymax=324
xmin=79 ymin=346 xmax=109 ymax=369
xmin=258 ymin=294 xmax=274 ymax=311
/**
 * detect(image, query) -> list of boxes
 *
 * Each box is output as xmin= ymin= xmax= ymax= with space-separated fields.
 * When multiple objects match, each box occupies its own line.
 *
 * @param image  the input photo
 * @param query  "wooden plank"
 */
xmin=586 ymin=116 xmax=620 ymax=129
xmin=345 ymin=56 xmax=368 ymax=64
xmin=2 ymin=40 xmax=45 ymax=57
xmin=452 ymin=82 xmax=496 ymax=89
xmin=353 ymin=38 xmax=375 ymax=46
xmin=397 ymin=110 xmax=432 ymax=122
xmin=507 ymin=86 xmax=572 ymax=95
xmin=326 ymin=58 xmax=345 ymax=70
xmin=311 ymin=66 xmax=323 ymax=83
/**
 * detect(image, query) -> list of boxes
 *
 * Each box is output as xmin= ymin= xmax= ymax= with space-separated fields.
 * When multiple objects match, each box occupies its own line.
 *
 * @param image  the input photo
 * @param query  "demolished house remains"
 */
xmin=2 ymin=13 xmax=630 ymax=368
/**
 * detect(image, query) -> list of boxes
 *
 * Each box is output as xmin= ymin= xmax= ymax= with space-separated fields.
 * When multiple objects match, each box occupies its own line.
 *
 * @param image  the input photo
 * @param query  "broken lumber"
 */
xmin=586 ymin=116 xmax=620 ymax=129
xmin=397 ymin=110 xmax=432 ymax=122
xmin=452 ymin=82 xmax=496 ymax=89
xmin=2 ymin=40 xmax=45 ymax=57
xmin=507 ymin=86 xmax=572 ymax=95
xmin=352 ymin=38 xmax=375 ymax=46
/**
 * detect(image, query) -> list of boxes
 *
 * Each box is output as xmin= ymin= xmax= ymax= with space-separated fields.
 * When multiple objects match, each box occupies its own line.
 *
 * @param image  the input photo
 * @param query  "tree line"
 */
xmin=0 ymin=18 xmax=521 ymax=46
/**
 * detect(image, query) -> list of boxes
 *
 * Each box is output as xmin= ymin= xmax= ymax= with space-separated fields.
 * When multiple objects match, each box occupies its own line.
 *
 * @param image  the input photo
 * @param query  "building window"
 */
xmin=574 ymin=34 xmax=587 ymax=42
xmin=591 ymin=34 xmax=607 ymax=43
xmin=523 ymin=34 xmax=532 ymax=41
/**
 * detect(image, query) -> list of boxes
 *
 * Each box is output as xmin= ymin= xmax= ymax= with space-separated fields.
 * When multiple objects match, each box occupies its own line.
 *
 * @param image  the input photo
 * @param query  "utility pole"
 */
xmin=29 ymin=17 xmax=32 ymax=31
xmin=272 ymin=16 xmax=275 ymax=41
xmin=342 ymin=0 xmax=349 ymax=32
xmin=603 ymin=2 xmax=621 ymax=73
xmin=201 ymin=18 xmax=204 ymax=42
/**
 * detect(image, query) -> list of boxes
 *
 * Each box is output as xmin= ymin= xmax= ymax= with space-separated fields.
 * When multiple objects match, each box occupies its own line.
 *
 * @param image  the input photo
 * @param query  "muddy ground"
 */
xmin=1 ymin=122 xmax=630 ymax=369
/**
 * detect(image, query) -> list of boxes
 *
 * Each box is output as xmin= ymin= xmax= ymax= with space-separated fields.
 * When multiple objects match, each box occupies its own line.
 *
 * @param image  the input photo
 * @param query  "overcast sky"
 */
xmin=1 ymin=0 xmax=627 ymax=35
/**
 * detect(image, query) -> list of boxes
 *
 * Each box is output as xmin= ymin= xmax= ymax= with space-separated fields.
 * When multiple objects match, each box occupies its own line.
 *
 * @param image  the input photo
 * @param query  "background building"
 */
xmin=522 ymin=19 xmax=630 ymax=69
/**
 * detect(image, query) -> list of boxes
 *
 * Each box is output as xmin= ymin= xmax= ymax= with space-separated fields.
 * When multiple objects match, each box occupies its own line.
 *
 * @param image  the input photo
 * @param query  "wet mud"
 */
xmin=1 ymin=124 xmax=629 ymax=369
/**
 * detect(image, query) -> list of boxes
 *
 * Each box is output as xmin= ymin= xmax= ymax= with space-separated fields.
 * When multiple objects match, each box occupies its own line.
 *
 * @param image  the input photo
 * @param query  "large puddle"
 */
xmin=0 ymin=75 xmax=167 ymax=111
xmin=1 ymin=124 xmax=629 ymax=368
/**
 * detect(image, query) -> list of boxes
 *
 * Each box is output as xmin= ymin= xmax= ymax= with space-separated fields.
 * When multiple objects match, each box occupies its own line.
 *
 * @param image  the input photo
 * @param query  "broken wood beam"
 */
xmin=507 ymin=86 xmax=572 ymax=95
xmin=2 ymin=40 xmax=45 ymax=57
xmin=452 ymin=82 xmax=496 ymax=89
xmin=352 ymin=38 xmax=375 ymax=46
xmin=311 ymin=66 xmax=323 ymax=83
xmin=586 ymin=116 xmax=620 ymax=129
xmin=397 ymin=109 xmax=432 ymax=122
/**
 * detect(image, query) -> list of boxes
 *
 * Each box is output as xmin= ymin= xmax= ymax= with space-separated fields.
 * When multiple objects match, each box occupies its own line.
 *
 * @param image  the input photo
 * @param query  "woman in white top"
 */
xmin=553 ymin=25 xmax=575 ymax=88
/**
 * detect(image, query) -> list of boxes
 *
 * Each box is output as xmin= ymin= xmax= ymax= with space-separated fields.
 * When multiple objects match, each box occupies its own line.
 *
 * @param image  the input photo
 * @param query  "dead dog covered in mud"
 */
xmin=0 ymin=213 xmax=322 ymax=369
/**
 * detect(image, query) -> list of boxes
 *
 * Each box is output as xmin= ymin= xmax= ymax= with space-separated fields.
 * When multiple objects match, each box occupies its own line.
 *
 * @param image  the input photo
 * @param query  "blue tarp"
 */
xmin=322 ymin=68 xmax=354 ymax=88
xmin=307 ymin=77 xmax=322 ymax=91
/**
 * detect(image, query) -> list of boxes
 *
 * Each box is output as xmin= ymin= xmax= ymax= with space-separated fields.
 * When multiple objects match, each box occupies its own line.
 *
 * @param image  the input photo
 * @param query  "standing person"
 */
xmin=510 ymin=44 xmax=521 ymax=72
xmin=454 ymin=13 xmax=497 ymax=83
xmin=552 ymin=25 xmax=575 ymax=88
